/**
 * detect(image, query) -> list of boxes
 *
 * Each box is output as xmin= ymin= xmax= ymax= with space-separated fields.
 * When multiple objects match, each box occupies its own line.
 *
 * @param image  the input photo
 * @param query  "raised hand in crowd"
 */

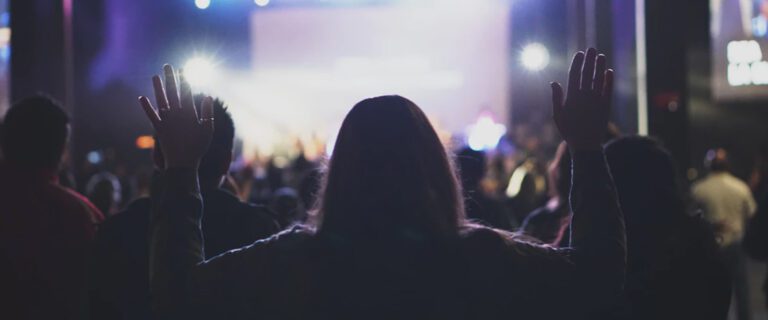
xmin=551 ymin=48 xmax=614 ymax=152
xmin=139 ymin=64 xmax=214 ymax=170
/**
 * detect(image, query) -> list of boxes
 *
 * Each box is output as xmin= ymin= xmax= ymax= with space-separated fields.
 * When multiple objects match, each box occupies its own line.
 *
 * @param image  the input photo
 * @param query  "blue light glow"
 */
xmin=87 ymin=151 xmax=102 ymax=164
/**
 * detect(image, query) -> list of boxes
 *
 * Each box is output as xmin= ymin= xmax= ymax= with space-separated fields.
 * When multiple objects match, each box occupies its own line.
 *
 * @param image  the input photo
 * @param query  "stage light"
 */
xmin=466 ymin=114 xmax=506 ymax=151
xmin=195 ymin=0 xmax=211 ymax=10
xmin=520 ymin=43 xmax=550 ymax=71
xmin=87 ymin=151 xmax=102 ymax=165
xmin=255 ymin=0 xmax=270 ymax=7
xmin=183 ymin=57 xmax=216 ymax=87
xmin=505 ymin=165 xmax=528 ymax=197
xmin=135 ymin=135 xmax=155 ymax=149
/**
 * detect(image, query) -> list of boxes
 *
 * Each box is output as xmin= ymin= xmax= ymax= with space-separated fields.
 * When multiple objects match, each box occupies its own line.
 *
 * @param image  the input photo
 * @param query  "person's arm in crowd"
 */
xmin=746 ymin=188 xmax=757 ymax=219
xmin=149 ymin=167 xmax=205 ymax=319
xmin=141 ymin=65 xmax=209 ymax=319
xmin=151 ymin=166 xmax=303 ymax=318
xmin=565 ymin=144 xmax=626 ymax=302
xmin=511 ymin=48 xmax=625 ymax=313
xmin=142 ymin=65 xmax=254 ymax=318
xmin=144 ymin=65 xmax=305 ymax=318
xmin=557 ymin=48 xmax=625 ymax=307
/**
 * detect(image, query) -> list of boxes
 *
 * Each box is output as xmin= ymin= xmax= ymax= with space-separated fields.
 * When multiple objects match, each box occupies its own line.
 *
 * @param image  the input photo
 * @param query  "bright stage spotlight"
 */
xmin=183 ymin=57 xmax=216 ymax=87
xmin=520 ymin=43 xmax=550 ymax=71
xmin=195 ymin=0 xmax=211 ymax=9
xmin=255 ymin=0 xmax=270 ymax=7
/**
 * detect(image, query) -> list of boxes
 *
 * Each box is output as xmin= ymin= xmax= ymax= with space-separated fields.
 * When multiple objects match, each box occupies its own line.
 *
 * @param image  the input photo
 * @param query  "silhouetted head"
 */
xmin=153 ymin=95 xmax=234 ymax=188
xmin=270 ymin=187 xmax=304 ymax=228
xmin=605 ymin=136 xmax=684 ymax=226
xmin=704 ymin=148 xmax=730 ymax=173
xmin=314 ymin=95 xmax=464 ymax=239
xmin=0 ymin=95 xmax=69 ymax=170
xmin=457 ymin=147 xmax=486 ymax=193
xmin=86 ymin=172 xmax=122 ymax=216
xmin=197 ymin=95 xmax=235 ymax=187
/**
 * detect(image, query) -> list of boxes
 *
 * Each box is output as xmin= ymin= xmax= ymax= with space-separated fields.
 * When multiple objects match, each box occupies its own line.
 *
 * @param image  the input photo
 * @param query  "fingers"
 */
xmin=200 ymin=96 xmax=215 ymax=133
xmin=566 ymin=51 xmax=585 ymax=100
xmin=593 ymin=54 xmax=607 ymax=92
xmin=152 ymin=76 xmax=169 ymax=111
xmin=580 ymin=48 xmax=597 ymax=91
xmin=601 ymin=69 xmax=615 ymax=108
xmin=164 ymin=64 xmax=181 ymax=109
xmin=551 ymin=82 xmax=564 ymax=121
xmin=178 ymin=69 xmax=199 ymax=119
xmin=139 ymin=96 xmax=161 ymax=128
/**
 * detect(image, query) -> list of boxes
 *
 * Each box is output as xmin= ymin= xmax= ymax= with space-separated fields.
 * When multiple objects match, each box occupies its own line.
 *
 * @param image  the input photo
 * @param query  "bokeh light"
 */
xmin=183 ymin=57 xmax=216 ymax=87
xmin=195 ymin=0 xmax=211 ymax=10
xmin=520 ymin=43 xmax=550 ymax=71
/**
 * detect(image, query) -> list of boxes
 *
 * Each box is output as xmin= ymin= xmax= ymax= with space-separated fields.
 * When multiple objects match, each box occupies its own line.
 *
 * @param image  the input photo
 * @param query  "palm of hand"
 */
xmin=139 ymin=64 xmax=214 ymax=169
xmin=551 ymin=48 xmax=614 ymax=151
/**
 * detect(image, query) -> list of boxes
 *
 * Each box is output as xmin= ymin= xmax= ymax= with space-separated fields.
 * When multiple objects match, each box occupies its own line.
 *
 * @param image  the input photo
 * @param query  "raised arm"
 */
xmin=552 ymin=48 xmax=625 ymax=307
xmin=141 ymin=65 xmax=214 ymax=319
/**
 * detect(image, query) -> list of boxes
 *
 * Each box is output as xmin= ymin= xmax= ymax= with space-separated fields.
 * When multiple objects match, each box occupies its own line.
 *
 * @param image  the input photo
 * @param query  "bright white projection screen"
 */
xmin=217 ymin=2 xmax=511 ymax=155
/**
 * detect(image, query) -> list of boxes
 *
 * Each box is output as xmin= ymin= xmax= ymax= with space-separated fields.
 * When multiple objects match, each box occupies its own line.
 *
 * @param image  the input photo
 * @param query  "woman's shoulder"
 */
xmin=218 ymin=224 xmax=316 ymax=258
xmin=260 ymin=224 xmax=316 ymax=247
xmin=459 ymin=224 xmax=559 ymax=254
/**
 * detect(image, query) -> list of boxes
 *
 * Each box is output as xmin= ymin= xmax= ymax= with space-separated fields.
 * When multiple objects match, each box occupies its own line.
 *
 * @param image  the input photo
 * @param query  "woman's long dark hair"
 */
xmin=604 ymin=136 xmax=686 ymax=224
xmin=604 ymin=136 xmax=699 ymax=256
xmin=311 ymin=95 xmax=465 ymax=239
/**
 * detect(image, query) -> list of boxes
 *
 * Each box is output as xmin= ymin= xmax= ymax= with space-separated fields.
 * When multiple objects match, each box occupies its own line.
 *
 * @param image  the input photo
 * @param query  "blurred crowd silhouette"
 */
xmin=0 ymin=49 xmax=767 ymax=320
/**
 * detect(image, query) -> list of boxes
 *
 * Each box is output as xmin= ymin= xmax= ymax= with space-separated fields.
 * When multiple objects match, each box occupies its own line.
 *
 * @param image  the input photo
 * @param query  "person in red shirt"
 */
xmin=0 ymin=95 xmax=104 ymax=320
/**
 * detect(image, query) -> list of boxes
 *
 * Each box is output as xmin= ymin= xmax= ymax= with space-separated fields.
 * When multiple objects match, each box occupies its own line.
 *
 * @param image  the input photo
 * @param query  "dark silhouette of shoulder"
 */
xmin=90 ymin=197 xmax=153 ymax=320
xmin=201 ymin=188 xmax=280 ymax=257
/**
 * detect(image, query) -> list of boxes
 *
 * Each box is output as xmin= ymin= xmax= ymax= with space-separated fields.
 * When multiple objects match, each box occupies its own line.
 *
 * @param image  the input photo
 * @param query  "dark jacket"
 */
xmin=150 ymin=151 xmax=625 ymax=319
xmin=606 ymin=215 xmax=731 ymax=320
xmin=91 ymin=188 xmax=279 ymax=320
xmin=0 ymin=162 xmax=104 ymax=320
xmin=744 ymin=191 xmax=768 ymax=307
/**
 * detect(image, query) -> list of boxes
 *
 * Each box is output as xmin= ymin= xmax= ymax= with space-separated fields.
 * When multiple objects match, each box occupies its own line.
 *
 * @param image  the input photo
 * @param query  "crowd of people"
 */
xmin=1 ymin=48 xmax=767 ymax=319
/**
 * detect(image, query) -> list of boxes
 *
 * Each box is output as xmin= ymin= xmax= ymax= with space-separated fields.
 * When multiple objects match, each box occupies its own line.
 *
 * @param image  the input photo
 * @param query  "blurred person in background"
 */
xmin=753 ymin=0 xmax=768 ymax=38
xmin=220 ymin=174 xmax=241 ymax=197
xmin=749 ymin=142 xmax=768 ymax=199
xmin=86 ymin=171 xmax=123 ymax=216
xmin=745 ymin=142 xmax=768 ymax=310
xmin=456 ymin=147 xmax=512 ymax=230
xmin=90 ymin=93 xmax=279 ymax=320
xmin=269 ymin=187 xmax=306 ymax=229
xmin=131 ymin=166 xmax=154 ymax=200
xmin=519 ymin=124 xmax=620 ymax=247
xmin=0 ymin=95 xmax=104 ymax=320
xmin=605 ymin=137 xmax=730 ymax=320
xmin=504 ymin=154 xmax=547 ymax=224
xmin=692 ymin=148 xmax=757 ymax=320
xmin=519 ymin=142 xmax=572 ymax=247
xmin=298 ymin=166 xmax=322 ymax=215
xmin=744 ymin=187 xmax=768 ymax=310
